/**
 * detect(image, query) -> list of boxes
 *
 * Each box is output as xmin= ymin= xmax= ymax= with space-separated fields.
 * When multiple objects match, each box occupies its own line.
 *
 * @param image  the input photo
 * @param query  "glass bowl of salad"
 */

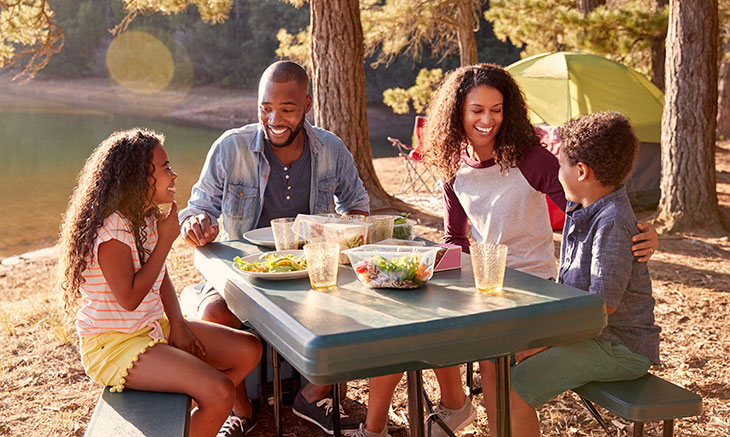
xmin=342 ymin=244 xmax=441 ymax=289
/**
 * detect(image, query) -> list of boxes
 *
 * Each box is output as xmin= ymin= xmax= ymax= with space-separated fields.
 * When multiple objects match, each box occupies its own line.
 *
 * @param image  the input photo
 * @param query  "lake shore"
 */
xmin=0 ymin=72 xmax=420 ymax=260
xmin=0 ymin=72 xmax=259 ymax=130
xmin=0 ymin=72 xmax=413 ymax=135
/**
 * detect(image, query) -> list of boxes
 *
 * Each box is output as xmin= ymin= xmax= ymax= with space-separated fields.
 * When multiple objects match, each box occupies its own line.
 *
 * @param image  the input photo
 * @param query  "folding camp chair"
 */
xmin=387 ymin=115 xmax=440 ymax=196
xmin=535 ymin=125 xmax=566 ymax=231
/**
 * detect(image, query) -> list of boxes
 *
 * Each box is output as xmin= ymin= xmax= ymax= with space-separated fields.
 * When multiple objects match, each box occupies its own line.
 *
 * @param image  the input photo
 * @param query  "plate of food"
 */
xmin=242 ymin=227 xmax=276 ymax=248
xmin=232 ymin=250 xmax=308 ymax=280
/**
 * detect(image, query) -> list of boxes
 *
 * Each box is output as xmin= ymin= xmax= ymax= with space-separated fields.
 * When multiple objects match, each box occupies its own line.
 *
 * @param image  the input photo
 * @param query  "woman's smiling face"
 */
xmin=461 ymin=84 xmax=504 ymax=153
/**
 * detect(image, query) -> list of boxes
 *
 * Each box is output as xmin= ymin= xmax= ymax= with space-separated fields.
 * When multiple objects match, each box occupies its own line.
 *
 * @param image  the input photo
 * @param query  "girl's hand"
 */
xmin=515 ymin=346 xmax=549 ymax=364
xmin=168 ymin=319 xmax=206 ymax=359
xmin=632 ymin=221 xmax=658 ymax=262
xmin=158 ymin=202 xmax=181 ymax=248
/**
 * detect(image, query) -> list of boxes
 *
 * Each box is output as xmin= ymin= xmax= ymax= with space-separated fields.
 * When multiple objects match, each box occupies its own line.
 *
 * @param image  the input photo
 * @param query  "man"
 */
xmin=180 ymin=60 xmax=368 ymax=436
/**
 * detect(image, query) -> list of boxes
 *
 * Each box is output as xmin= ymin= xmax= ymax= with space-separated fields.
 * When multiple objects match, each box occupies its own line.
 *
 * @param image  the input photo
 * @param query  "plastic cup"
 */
xmin=470 ymin=243 xmax=508 ymax=293
xmin=270 ymin=217 xmax=299 ymax=251
xmin=366 ymin=215 xmax=396 ymax=243
xmin=303 ymin=242 xmax=340 ymax=290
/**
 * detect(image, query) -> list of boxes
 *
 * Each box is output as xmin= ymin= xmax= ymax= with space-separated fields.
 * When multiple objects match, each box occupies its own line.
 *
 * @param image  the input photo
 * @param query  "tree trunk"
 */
xmin=649 ymin=0 xmax=668 ymax=92
xmin=575 ymin=0 xmax=606 ymax=16
xmin=456 ymin=0 xmax=478 ymax=66
xmin=717 ymin=17 xmax=730 ymax=139
xmin=658 ymin=0 xmax=724 ymax=234
xmin=309 ymin=0 xmax=393 ymax=210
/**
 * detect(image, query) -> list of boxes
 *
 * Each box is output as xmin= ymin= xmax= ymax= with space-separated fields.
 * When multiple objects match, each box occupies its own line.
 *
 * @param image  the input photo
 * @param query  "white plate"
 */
xmin=232 ymin=250 xmax=308 ymax=280
xmin=243 ymin=227 xmax=276 ymax=248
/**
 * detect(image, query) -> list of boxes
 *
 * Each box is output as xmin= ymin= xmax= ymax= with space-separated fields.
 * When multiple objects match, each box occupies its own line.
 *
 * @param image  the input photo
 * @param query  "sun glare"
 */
xmin=106 ymin=31 xmax=175 ymax=95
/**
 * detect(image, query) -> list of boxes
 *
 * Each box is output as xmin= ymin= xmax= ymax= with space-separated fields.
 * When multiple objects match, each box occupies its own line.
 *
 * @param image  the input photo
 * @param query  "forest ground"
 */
xmin=0 ymin=74 xmax=728 ymax=436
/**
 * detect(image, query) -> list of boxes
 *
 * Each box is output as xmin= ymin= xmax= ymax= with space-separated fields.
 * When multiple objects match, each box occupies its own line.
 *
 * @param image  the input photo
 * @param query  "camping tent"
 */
xmin=505 ymin=52 xmax=664 ymax=211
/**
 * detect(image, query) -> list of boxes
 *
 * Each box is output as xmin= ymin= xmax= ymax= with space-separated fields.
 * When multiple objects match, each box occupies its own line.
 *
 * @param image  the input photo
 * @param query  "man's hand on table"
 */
xmin=181 ymin=213 xmax=219 ymax=247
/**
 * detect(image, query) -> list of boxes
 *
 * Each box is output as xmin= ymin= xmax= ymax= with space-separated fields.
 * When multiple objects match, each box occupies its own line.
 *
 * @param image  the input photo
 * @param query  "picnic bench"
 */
xmin=461 ymin=364 xmax=702 ymax=437
xmin=573 ymin=373 xmax=702 ymax=437
xmin=85 ymin=387 xmax=190 ymax=437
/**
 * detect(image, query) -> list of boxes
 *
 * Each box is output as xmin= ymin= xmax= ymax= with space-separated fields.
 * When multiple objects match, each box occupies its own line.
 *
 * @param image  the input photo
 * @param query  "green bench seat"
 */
xmin=85 ymin=387 xmax=191 ymax=437
xmin=573 ymin=373 xmax=702 ymax=436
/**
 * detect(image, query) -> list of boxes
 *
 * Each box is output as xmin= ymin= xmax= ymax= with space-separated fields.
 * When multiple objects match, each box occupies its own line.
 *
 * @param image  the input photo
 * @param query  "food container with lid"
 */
xmin=343 ymin=244 xmax=441 ymax=289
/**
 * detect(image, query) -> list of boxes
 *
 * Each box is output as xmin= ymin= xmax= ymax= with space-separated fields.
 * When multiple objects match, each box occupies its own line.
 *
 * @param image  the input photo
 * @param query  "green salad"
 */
xmin=233 ymin=253 xmax=307 ymax=273
xmin=392 ymin=212 xmax=413 ymax=240
xmin=352 ymin=253 xmax=432 ymax=289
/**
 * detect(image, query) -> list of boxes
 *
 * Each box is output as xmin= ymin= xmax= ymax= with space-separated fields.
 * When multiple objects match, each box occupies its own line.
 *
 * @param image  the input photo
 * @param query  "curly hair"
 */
xmin=58 ymin=129 xmax=164 ymax=314
xmin=557 ymin=112 xmax=638 ymax=188
xmin=421 ymin=63 xmax=539 ymax=181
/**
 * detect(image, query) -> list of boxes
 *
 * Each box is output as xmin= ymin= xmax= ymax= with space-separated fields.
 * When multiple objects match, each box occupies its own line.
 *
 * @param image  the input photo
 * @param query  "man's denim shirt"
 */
xmin=179 ymin=121 xmax=370 ymax=241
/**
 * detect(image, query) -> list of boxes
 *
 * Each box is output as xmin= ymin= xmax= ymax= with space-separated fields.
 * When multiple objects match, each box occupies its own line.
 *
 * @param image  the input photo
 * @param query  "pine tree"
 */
xmin=658 ymin=0 xmax=725 ymax=234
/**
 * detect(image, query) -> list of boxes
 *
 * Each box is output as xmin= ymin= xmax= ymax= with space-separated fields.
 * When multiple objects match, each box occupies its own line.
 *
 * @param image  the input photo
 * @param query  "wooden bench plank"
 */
xmin=573 ymin=373 xmax=702 ymax=422
xmin=85 ymin=387 xmax=191 ymax=437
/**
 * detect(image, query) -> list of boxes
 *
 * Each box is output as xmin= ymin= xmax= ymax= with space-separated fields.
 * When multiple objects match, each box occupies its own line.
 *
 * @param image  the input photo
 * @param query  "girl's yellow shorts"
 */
xmin=80 ymin=318 xmax=170 ymax=392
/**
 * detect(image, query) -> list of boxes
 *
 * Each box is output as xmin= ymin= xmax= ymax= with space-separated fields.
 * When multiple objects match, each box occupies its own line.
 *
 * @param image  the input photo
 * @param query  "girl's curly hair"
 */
xmin=421 ymin=63 xmax=539 ymax=181
xmin=58 ymin=129 xmax=164 ymax=314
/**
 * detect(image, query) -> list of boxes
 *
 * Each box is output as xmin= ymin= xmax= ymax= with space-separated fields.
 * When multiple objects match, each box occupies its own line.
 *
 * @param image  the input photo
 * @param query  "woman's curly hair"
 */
xmin=421 ymin=63 xmax=539 ymax=182
xmin=58 ymin=129 xmax=164 ymax=314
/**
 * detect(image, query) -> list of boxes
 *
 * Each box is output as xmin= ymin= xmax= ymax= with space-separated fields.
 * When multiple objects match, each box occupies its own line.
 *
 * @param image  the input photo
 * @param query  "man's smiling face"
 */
xmin=258 ymin=79 xmax=312 ymax=148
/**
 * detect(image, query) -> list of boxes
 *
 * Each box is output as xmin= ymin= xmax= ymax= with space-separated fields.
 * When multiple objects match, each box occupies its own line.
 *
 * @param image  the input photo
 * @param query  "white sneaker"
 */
xmin=427 ymin=398 xmax=478 ymax=437
xmin=349 ymin=423 xmax=390 ymax=437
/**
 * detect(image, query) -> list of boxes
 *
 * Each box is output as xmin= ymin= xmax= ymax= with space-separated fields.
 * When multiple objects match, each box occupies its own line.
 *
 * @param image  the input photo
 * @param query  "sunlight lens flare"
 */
xmin=106 ymin=31 xmax=174 ymax=94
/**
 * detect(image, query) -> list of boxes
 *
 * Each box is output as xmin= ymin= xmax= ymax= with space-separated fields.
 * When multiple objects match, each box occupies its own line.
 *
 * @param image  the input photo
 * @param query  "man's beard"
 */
xmin=265 ymin=115 xmax=306 ymax=148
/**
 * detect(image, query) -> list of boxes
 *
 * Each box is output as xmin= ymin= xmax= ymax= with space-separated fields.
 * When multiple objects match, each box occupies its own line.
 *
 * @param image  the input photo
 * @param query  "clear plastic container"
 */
xmin=292 ymin=214 xmax=338 ymax=243
xmin=392 ymin=218 xmax=417 ymax=240
xmin=343 ymin=244 xmax=441 ymax=289
xmin=322 ymin=221 xmax=370 ymax=264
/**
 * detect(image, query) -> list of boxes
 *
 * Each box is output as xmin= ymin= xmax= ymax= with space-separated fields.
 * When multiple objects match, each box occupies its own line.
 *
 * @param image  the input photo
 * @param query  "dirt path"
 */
xmin=1 ymin=76 xmax=729 ymax=436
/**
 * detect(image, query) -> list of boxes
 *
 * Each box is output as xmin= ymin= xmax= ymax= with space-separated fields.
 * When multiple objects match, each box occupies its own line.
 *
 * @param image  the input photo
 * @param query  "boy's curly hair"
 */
xmin=558 ymin=112 xmax=638 ymax=188
xmin=421 ymin=63 xmax=539 ymax=181
xmin=58 ymin=129 xmax=164 ymax=314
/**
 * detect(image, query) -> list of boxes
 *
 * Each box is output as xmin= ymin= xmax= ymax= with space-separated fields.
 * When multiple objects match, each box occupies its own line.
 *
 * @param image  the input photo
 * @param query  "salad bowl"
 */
xmin=343 ymin=245 xmax=441 ymax=289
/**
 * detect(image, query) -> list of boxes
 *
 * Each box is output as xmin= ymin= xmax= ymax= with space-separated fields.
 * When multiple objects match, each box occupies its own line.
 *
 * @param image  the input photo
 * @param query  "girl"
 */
xmin=58 ymin=129 xmax=261 ymax=437
xmin=417 ymin=64 xmax=658 ymax=436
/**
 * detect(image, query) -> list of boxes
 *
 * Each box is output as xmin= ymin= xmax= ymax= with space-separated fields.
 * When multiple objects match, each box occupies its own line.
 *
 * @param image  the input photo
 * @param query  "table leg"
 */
xmin=272 ymin=349 xmax=282 ymax=437
xmin=495 ymin=356 xmax=511 ymax=437
xmin=407 ymin=370 xmax=425 ymax=437
xmin=259 ymin=338 xmax=267 ymax=406
xmin=332 ymin=382 xmax=341 ymax=437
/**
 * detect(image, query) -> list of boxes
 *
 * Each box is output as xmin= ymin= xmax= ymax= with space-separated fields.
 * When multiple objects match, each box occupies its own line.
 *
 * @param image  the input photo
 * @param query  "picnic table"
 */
xmin=194 ymin=240 xmax=607 ymax=437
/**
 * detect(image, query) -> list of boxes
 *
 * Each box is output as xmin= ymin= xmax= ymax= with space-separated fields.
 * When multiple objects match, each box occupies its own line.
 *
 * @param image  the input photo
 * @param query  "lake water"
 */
xmin=0 ymin=96 xmax=408 ymax=257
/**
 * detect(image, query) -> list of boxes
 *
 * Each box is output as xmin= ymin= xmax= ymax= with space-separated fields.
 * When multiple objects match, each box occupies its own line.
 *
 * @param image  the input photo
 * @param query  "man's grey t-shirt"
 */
xmin=256 ymin=139 xmax=312 ymax=228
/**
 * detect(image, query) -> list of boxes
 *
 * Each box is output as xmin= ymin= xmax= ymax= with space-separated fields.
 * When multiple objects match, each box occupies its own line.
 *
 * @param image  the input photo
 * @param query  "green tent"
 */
xmin=506 ymin=52 xmax=664 ymax=210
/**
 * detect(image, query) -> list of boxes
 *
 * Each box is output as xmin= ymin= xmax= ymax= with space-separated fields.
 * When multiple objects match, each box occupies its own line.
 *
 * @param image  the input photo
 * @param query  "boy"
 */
xmin=487 ymin=112 xmax=662 ymax=436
